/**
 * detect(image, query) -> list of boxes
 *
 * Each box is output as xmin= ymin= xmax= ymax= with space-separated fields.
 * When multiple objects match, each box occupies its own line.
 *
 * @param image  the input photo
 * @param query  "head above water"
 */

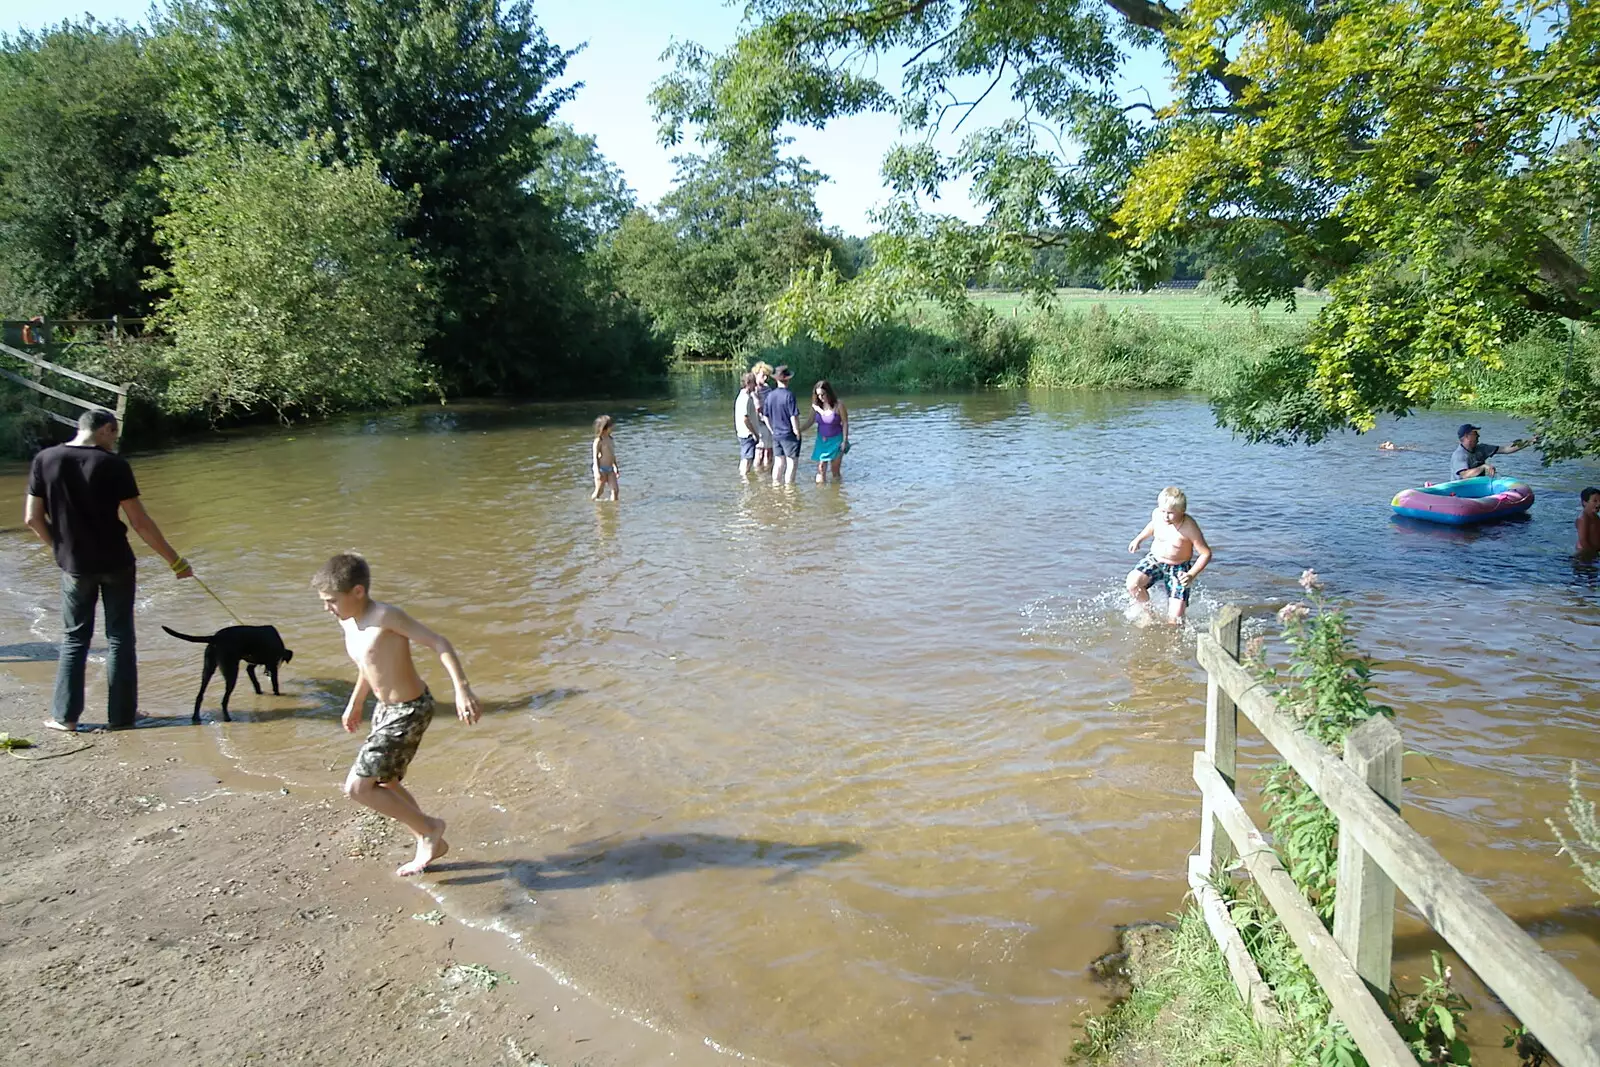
xmin=1157 ymin=486 xmax=1187 ymax=521
xmin=1583 ymin=487 xmax=1600 ymax=510
xmin=750 ymin=360 xmax=773 ymax=382
xmin=593 ymin=414 xmax=614 ymax=438
xmin=312 ymin=552 xmax=370 ymax=619
xmin=741 ymin=372 xmax=758 ymax=393
xmin=1457 ymin=423 xmax=1481 ymax=446
xmin=774 ymin=364 xmax=793 ymax=383
xmin=813 ymin=379 xmax=837 ymax=407
xmin=74 ymin=407 xmax=119 ymax=448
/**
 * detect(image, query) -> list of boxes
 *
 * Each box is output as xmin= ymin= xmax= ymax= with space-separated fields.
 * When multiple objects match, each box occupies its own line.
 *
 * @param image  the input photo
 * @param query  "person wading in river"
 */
xmin=23 ymin=408 xmax=193 ymax=732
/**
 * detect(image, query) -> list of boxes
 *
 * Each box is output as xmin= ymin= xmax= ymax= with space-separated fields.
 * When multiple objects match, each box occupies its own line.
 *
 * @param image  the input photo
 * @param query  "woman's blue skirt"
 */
xmin=812 ymin=435 xmax=845 ymax=462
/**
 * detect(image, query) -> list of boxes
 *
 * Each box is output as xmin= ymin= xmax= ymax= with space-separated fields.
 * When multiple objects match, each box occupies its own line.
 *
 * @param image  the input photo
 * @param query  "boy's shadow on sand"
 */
xmin=431 ymin=833 xmax=863 ymax=890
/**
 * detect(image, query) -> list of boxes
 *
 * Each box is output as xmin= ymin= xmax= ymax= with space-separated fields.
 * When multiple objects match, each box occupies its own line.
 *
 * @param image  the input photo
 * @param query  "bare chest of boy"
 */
xmin=1152 ymin=520 xmax=1194 ymax=562
xmin=342 ymin=622 xmax=420 ymax=702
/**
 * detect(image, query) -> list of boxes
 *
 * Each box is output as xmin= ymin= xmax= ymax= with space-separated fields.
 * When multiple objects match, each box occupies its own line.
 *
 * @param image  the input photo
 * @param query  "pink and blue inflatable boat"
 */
xmin=1390 ymin=476 xmax=1535 ymax=525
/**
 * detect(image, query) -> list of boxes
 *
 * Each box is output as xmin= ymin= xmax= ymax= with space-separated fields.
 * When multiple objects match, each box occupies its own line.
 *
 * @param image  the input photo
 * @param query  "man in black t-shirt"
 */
xmin=24 ymin=408 xmax=193 ymax=731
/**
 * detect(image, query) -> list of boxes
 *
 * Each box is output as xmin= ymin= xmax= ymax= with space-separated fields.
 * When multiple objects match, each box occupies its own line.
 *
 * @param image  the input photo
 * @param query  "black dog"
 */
xmin=163 ymin=626 xmax=294 ymax=722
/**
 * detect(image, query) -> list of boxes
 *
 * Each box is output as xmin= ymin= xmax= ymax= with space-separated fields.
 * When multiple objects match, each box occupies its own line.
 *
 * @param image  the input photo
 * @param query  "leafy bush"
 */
xmin=149 ymin=138 xmax=435 ymax=420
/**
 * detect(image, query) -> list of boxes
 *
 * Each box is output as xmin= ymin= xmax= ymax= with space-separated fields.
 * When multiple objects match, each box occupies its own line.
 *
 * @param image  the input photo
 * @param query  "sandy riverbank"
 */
xmin=0 ymin=668 xmax=727 ymax=1067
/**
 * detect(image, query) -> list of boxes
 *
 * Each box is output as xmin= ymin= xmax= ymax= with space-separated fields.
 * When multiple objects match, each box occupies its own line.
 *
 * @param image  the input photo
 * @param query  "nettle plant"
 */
xmin=1248 ymin=569 xmax=1393 ymax=920
xmin=1245 ymin=571 xmax=1479 ymax=1066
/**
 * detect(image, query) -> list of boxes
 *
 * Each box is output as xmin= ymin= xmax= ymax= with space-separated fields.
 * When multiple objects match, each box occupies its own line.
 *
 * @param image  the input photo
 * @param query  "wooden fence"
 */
xmin=0 ymin=317 xmax=134 ymax=430
xmin=1190 ymin=606 xmax=1600 ymax=1067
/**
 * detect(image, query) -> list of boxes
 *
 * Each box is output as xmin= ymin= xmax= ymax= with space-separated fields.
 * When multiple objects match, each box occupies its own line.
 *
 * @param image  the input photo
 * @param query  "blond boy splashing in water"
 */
xmin=1126 ymin=486 xmax=1213 ymax=625
xmin=312 ymin=553 xmax=482 ymax=876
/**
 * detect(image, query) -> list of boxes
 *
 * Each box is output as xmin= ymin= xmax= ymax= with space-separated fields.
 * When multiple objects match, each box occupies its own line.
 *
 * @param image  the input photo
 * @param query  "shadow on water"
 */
xmin=0 ymin=641 xmax=60 ymax=662
xmin=1387 ymin=512 xmax=1535 ymax=545
xmin=431 ymin=833 xmax=864 ymax=890
xmin=185 ymin=679 xmax=590 ymax=724
xmin=1392 ymin=905 xmax=1600 ymax=970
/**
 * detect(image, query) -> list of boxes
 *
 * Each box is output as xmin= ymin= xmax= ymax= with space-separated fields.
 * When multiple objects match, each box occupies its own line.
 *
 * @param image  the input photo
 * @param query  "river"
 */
xmin=2 ymin=383 xmax=1596 ymax=1065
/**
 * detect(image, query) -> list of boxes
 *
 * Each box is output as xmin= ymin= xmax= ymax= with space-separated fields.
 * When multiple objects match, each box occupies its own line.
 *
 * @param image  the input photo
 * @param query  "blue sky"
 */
xmin=0 ymin=0 xmax=1170 ymax=233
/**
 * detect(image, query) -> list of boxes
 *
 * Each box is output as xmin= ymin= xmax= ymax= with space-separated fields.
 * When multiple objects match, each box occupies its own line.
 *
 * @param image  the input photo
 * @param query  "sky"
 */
xmin=0 ymin=0 xmax=1171 ymax=234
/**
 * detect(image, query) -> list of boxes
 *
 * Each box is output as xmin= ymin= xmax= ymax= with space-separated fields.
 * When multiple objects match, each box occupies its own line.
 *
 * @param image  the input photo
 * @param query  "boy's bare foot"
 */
xmin=43 ymin=719 xmax=79 ymax=733
xmin=397 ymin=818 xmax=449 ymax=876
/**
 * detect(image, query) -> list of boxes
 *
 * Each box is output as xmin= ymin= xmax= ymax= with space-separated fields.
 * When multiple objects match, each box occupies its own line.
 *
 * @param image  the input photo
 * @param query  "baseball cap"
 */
xmin=1456 ymin=423 xmax=1480 ymax=438
xmin=774 ymin=364 xmax=793 ymax=380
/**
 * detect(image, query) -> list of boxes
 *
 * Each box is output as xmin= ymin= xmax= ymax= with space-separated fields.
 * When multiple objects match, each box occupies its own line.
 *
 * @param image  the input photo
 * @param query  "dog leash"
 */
xmin=194 ymin=576 xmax=247 ymax=626
xmin=171 ymin=555 xmax=247 ymax=626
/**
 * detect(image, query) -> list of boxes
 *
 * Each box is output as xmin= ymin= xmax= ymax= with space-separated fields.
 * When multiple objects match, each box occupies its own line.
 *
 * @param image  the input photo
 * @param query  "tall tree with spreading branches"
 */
xmin=653 ymin=0 xmax=1600 ymax=457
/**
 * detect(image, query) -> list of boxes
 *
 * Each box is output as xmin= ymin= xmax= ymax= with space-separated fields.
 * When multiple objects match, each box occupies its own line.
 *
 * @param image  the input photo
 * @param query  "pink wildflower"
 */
xmin=1278 ymin=602 xmax=1311 ymax=625
xmin=1245 ymin=636 xmax=1266 ymax=660
xmin=1298 ymin=568 xmax=1322 ymax=591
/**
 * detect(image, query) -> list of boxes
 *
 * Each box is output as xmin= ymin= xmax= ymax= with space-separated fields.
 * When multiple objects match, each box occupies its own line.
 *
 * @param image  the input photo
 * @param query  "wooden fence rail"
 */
xmin=1192 ymin=605 xmax=1600 ymax=1067
xmin=0 ymin=340 xmax=127 ymax=429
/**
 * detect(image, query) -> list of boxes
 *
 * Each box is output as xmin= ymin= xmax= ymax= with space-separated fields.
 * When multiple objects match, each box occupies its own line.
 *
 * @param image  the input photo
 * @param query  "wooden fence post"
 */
xmin=1332 ymin=715 xmax=1403 ymax=1000
xmin=1200 ymin=605 xmax=1243 ymax=873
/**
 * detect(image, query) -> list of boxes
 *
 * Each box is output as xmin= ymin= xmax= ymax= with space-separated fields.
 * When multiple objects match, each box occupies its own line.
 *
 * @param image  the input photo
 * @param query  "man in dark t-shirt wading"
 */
xmin=760 ymin=364 xmax=802 ymax=486
xmin=24 ymin=408 xmax=193 ymax=731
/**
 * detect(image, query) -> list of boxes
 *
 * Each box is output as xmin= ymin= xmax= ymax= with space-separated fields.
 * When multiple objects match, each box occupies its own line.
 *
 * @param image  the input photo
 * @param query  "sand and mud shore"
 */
xmin=0 ymin=668 xmax=725 ymax=1067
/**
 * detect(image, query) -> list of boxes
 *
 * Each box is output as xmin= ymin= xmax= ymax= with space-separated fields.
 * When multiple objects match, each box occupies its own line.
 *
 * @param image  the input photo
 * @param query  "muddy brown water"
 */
xmin=2 ymin=384 xmax=1597 ymax=1065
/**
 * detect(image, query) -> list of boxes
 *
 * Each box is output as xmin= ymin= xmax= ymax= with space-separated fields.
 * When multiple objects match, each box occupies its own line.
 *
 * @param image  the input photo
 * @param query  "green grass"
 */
xmin=1074 ymin=905 xmax=1277 ymax=1067
xmin=965 ymin=287 xmax=1328 ymax=327
xmin=760 ymin=299 xmax=1307 ymax=394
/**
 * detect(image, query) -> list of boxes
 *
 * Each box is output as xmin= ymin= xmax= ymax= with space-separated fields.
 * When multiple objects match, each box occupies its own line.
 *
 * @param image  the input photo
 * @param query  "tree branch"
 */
xmin=1102 ymin=0 xmax=1253 ymax=101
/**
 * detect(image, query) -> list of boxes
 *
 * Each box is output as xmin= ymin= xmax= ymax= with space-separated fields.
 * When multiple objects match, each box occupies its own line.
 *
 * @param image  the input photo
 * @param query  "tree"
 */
xmin=609 ymin=142 xmax=846 ymax=360
xmin=158 ymin=0 xmax=582 ymax=391
xmin=149 ymin=137 xmax=433 ymax=419
xmin=0 ymin=20 xmax=175 ymax=317
xmin=654 ymin=0 xmax=1600 ymax=457
xmin=532 ymin=123 xmax=637 ymax=253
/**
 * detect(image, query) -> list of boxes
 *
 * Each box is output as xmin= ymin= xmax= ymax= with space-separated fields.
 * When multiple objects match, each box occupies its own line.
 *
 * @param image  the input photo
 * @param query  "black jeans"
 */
xmin=51 ymin=567 xmax=138 ymax=728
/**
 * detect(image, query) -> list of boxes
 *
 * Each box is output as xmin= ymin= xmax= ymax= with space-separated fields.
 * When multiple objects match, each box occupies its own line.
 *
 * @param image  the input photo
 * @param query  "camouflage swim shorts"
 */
xmin=1134 ymin=552 xmax=1193 ymax=603
xmin=352 ymin=689 xmax=434 ymax=782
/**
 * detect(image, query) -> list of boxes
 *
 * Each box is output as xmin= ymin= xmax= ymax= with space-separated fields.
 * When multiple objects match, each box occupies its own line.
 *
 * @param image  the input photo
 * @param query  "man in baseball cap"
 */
xmin=1450 ymin=423 xmax=1532 ymax=482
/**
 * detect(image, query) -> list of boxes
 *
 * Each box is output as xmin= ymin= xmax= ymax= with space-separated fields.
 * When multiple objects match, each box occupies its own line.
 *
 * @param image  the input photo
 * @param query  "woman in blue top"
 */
xmin=807 ymin=380 xmax=850 ymax=484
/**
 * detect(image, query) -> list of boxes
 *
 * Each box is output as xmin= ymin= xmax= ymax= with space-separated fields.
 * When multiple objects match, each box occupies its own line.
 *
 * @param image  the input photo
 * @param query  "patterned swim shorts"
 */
xmin=1134 ymin=553 xmax=1194 ymax=603
xmin=352 ymin=689 xmax=435 ymax=783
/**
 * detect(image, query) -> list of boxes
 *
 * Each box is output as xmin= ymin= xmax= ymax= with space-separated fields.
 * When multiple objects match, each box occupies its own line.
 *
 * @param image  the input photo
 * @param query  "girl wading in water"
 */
xmin=807 ymin=380 xmax=849 ymax=484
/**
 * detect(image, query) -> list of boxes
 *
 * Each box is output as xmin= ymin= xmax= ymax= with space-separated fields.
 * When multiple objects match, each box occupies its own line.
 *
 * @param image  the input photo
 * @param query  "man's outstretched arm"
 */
xmin=120 ymin=498 xmax=193 ymax=578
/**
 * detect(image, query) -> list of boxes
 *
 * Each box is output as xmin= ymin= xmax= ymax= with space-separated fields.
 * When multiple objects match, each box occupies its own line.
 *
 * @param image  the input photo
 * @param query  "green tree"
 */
xmin=655 ymin=0 xmax=1600 ymax=457
xmin=149 ymin=137 xmax=433 ymax=419
xmin=0 ymin=20 xmax=175 ymax=317
xmin=532 ymin=123 xmax=637 ymax=253
xmin=610 ymin=142 xmax=845 ymax=359
xmin=158 ymin=0 xmax=584 ymax=390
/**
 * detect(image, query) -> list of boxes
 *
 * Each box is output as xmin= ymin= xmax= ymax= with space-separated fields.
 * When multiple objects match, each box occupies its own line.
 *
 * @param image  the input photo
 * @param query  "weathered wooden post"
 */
xmin=1333 ymin=715 xmax=1403 ymax=999
xmin=1201 ymin=605 xmax=1243 ymax=872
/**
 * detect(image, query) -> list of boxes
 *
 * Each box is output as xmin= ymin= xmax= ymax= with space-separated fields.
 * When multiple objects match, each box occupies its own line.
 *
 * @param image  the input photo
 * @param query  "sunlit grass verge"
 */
xmin=1074 ymin=905 xmax=1277 ymax=1067
xmin=759 ymin=304 xmax=1303 ymax=395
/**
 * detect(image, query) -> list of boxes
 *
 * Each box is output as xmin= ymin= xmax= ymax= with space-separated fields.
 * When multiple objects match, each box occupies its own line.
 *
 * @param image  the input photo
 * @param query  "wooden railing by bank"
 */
xmin=1190 ymin=606 xmax=1600 ymax=1067
xmin=0 ymin=316 xmax=133 ymax=429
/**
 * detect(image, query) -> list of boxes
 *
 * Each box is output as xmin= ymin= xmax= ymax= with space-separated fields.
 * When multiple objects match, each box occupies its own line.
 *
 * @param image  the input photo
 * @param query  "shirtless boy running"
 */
xmin=1126 ymin=486 xmax=1214 ymax=625
xmin=312 ymin=553 xmax=482 ymax=876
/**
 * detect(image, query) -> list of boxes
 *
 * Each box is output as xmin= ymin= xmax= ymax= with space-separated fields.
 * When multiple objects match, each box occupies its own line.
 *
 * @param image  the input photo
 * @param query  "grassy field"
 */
xmin=965 ymin=287 xmax=1328 ymax=327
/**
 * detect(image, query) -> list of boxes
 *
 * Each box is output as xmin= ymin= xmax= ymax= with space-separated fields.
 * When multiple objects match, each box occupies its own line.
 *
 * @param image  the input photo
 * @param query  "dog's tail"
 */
xmin=161 ymin=626 xmax=213 ymax=644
